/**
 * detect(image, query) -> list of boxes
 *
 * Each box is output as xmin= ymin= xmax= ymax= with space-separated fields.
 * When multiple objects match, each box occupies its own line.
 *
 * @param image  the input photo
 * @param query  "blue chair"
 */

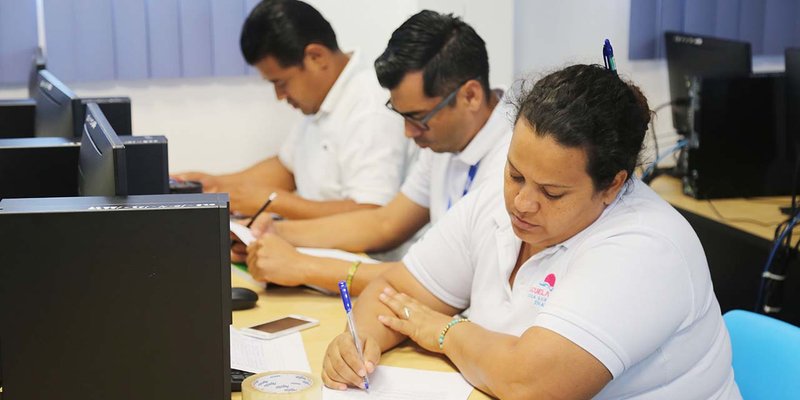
xmin=723 ymin=309 xmax=800 ymax=399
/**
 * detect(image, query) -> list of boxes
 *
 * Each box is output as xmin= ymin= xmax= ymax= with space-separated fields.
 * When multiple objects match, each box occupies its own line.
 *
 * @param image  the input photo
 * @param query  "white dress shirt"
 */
xmin=279 ymin=50 xmax=414 ymax=206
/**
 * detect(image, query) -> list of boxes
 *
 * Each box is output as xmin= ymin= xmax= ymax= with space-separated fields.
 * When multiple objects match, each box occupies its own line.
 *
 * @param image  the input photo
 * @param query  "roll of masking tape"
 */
xmin=242 ymin=371 xmax=321 ymax=400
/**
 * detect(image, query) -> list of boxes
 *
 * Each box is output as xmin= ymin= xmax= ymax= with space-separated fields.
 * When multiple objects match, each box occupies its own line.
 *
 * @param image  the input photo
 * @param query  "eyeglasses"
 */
xmin=385 ymin=78 xmax=477 ymax=132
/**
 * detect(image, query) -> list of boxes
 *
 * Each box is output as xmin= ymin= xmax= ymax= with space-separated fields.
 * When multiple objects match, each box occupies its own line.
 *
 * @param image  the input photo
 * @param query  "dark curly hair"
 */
xmin=515 ymin=64 xmax=651 ymax=191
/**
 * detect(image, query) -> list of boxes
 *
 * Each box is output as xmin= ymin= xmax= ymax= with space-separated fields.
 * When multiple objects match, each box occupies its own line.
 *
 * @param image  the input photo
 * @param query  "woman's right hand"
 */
xmin=322 ymin=331 xmax=381 ymax=390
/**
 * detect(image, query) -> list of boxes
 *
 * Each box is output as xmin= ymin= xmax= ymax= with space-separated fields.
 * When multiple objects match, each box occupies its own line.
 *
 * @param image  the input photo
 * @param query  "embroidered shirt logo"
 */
xmin=527 ymin=273 xmax=556 ymax=308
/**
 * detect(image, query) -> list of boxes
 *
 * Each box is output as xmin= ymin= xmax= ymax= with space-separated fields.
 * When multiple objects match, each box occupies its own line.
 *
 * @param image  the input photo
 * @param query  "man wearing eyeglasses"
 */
xmin=241 ymin=10 xmax=512 ymax=293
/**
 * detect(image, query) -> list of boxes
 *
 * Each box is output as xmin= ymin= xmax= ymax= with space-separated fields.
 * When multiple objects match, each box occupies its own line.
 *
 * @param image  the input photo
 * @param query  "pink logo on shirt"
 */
xmin=542 ymin=273 xmax=556 ymax=289
xmin=529 ymin=273 xmax=557 ymax=308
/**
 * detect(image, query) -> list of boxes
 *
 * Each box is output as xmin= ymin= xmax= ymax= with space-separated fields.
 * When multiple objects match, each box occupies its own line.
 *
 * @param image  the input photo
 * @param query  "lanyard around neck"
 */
xmin=447 ymin=161 xmax=481 ymax=210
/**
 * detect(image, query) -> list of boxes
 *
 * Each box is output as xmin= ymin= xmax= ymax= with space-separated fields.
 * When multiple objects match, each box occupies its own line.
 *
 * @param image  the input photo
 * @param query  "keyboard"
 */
xmin=231 ymin=368 xmax=255 ymax=392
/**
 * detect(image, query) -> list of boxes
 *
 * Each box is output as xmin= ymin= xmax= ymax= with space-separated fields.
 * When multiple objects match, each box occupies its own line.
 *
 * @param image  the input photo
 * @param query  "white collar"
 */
xmin=314 ymin=49 xmax=362 ymax=120
xmin=454 ymin=93 xmax=513 ymax=167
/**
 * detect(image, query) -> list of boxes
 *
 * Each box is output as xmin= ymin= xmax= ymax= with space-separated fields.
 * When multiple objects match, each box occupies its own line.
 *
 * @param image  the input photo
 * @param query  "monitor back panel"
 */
xmin=0 ymin=194 xmax=232 ymax=400
xmin=0 ymin=99 xmax=36 ymax=138
xmin=73 ymin=97 xmax=133 ymax=136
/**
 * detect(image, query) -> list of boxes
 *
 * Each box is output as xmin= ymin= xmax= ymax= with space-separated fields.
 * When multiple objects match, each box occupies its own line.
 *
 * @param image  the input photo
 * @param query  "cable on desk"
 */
xmin=705 ymin=200 xmax=785 ymax=227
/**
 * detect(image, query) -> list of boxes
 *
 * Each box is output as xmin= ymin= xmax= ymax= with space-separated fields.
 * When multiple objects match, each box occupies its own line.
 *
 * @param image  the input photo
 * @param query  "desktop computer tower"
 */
xmin=0 ymin=135 xmax=168 ymax=199
xmin=0 ymin=99 xmax=36 ymax=138
xmin=0 ymin=194 xmax=232 ymax=400
xmin=681 ymin=73 xmax=794 ymax=199
xmin=122 ymin=135 xmax=169 ymax=195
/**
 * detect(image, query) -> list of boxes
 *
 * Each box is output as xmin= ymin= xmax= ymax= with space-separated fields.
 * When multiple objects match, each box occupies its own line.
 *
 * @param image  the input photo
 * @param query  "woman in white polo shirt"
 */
xmin=322 ymin=64 xmax=741 ymax=399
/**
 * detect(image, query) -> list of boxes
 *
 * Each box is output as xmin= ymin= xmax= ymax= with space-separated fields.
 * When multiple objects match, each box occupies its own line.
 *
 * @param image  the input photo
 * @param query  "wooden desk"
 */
xmin=229 ymin=270 xmax=490 ymax=399
xmin=650 ymin=176 xmax=793 ymax=242
xmin=650 ymin=176 xmax=800 ymax=325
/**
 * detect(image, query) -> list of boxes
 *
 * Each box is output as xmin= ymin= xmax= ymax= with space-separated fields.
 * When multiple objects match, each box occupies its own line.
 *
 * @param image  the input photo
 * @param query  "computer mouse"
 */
xmin=231 ymin=287 xmax=258 ymax=311
xmin=168 ymin=178 xmax=203 ymax=194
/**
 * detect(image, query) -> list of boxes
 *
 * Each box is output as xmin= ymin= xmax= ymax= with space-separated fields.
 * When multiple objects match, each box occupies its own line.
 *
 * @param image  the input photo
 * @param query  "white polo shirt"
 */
xmin=403 ymin=178 xmax=741 ymax=399
xmin=400 ymin=97 xmax=512 ymax=224
xmin=278 ymin=50 xmax=413 ymax=206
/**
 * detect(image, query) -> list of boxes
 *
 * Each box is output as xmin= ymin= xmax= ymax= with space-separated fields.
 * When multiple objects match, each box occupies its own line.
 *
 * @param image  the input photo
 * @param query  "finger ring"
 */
xmin=403 ymin=307 xmax=411 ymax=319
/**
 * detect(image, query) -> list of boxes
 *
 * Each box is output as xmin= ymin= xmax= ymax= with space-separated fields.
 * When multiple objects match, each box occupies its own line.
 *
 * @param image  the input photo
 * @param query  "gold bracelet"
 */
xmin=438 ymin=317 xmax=469 ymax=350
xmin=345 ymin=261 xmax=361 ymax=290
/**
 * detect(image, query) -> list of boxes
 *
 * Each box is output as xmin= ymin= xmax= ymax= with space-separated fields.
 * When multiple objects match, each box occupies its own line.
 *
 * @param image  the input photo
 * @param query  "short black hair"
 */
xmin=515 ymin=64 xmax=651 ymax=191
xmin=375 ymin=10 xmax=490 ymax=100
xmin=240 ymin=0 xmax=339 ymax=67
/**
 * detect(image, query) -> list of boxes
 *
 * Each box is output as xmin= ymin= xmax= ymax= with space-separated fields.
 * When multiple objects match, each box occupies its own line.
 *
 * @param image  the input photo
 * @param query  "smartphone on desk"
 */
xmin=240 ymin=314 xmax=319 ymax=340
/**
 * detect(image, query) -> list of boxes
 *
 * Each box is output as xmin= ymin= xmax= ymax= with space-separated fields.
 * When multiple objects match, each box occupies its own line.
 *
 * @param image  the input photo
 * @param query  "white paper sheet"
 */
xmin=230 ymin=221 xmax=257 ymax=245
xmin=321 ymin=366 xmax=473 ymax=400
xmin=229 ymin=326 xmax=311 ymax=373
xmin=229 ymin=221 xmax=378 ymax=294
xmin=229 ymin=221 xmax=378 ymax=265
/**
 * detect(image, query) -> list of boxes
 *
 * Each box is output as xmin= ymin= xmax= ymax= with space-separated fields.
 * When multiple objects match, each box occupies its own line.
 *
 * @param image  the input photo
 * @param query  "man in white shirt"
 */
xmin=176 ymin=0 xmax=411 ymax=219
xmin=241 ymin=11 xmax=512 ymax=294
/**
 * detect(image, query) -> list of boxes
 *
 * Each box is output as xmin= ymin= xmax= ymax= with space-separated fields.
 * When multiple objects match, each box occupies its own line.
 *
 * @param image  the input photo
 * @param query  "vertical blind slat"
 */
xmin=715 ymin=0 xmax=741 ymax=38
xmin=0 ymin=0 xmax=37 ymax=85
xmin=73 ymin=0 xmax=116 ymax=82
xmin=43 ymin=1 xmax=77 ymax=82
xmin=739 ymin=0 xmax=767 ymax=54
xmin=684 ymin=0 xmax=717 ymax=37
xmin=179 ymin=0 xmax=213 ymax=78
xmin=763 ymin=0 xmax=799 ymax=54
xmin=628 ymin=0 xmax=659 ymax=59
xmin=211 ymin=0 xmax=247 ymax=76
xmin=112 ymin=0 xmax=149 ymax=81
xmin=146 ymin=0 xmax=182 ymax=79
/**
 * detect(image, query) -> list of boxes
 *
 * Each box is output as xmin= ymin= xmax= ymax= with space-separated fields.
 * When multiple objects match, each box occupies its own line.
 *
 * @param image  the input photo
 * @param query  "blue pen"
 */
xmin=603 ymin=39 xmax=617 ymax=75
xmin=338 ymin=280 xmax=370 ymax=391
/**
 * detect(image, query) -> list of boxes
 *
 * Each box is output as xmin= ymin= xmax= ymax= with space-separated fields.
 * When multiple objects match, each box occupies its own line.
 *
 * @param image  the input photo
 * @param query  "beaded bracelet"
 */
xmin=345 ymin=261 xmax=361 ymax=290
xmin=438 ymin=316 xmax=469 ymax=350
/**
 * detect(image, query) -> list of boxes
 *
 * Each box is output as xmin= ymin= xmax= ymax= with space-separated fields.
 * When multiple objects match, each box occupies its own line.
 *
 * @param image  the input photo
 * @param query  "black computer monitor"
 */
xmin=787 ymin=48 xmax=800 ymax=144
xmin=31 ymin=69 xmax=79 ymax=138
xmin=665 ymin=32 xmax=752 ymax=136
xmin=78 ymin=103 xmax=127 ymax=196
